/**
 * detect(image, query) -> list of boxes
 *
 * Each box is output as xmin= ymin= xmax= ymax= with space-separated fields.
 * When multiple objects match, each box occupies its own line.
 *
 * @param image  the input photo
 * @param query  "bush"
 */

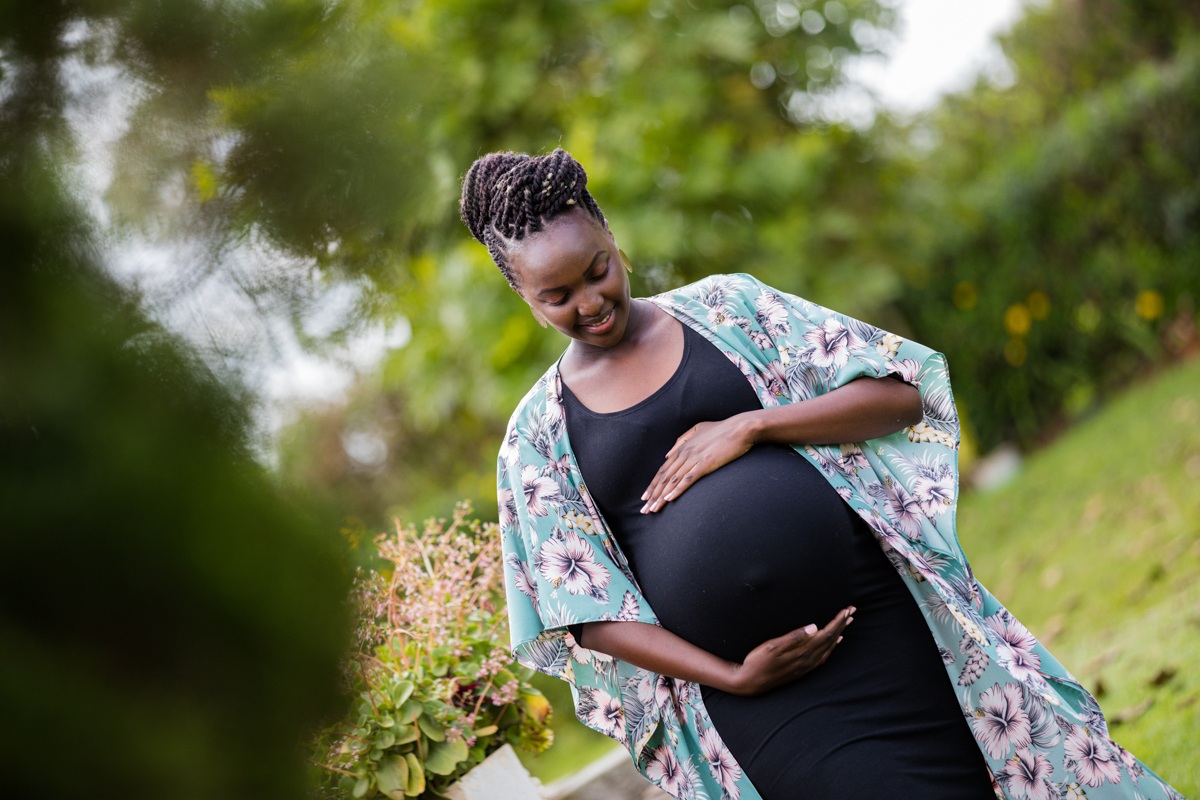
xmin=310 ymin=504 xmax=552 ymax=799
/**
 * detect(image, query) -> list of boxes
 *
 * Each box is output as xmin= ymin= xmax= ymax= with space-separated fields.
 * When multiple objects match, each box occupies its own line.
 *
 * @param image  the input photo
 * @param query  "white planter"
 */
xmin=442 ymin=744 xmax=544 ymax=800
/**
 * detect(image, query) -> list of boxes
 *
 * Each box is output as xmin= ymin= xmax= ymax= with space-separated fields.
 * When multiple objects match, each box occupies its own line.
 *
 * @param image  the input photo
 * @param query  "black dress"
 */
xmin=563 ymin=323 xmax=993 ymax=800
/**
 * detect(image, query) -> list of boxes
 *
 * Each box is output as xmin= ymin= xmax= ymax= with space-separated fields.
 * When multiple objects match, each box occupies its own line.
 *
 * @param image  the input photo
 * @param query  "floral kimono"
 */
xmin=496 ymin=273 xmax=1182 ymax=800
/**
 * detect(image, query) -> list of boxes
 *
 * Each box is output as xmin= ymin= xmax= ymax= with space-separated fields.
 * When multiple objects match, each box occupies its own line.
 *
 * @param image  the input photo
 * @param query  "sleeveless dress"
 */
xmin=563 ymin=322 xmax=994 ymax=800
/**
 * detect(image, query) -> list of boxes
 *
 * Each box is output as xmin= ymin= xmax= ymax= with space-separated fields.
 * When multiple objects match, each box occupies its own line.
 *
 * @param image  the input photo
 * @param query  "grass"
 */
xmin=520 ymin=356 xmax=1200 ymax=793
xmin=956 ymin=356 xmax=1200 ymax=797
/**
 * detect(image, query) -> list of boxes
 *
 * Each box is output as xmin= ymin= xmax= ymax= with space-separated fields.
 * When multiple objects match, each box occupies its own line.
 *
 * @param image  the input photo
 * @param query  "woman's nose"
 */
xmin=577 ymin=290 xmax=604 ymax=316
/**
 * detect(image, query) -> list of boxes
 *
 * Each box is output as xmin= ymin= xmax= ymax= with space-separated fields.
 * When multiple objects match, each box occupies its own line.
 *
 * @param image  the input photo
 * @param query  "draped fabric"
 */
xmin=495 ymin=273 xmax=1182 ymax=800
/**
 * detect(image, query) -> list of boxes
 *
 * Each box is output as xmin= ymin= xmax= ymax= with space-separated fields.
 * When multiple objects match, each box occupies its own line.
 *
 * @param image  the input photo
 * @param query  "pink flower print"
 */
xmin=585 ymin=689 xmax=626 ymax=742
xmin=536 ymin=529 xmax=611 ymax=600
xmin=912 ymin=471 xmax=954 ymax=517
xmin=1109 ymin=740 xmax=1143 ymax=785
xmin=637 ymin=669 xmax=674 ymax=712
xmin=985 ymin=612 xmax=1043 ymax=683
xmin=1064 ymin=725 xmax=1123 ymax=788
xmin=972 ymin=682 xmax=1033 ymax=759
xmin=646 ymin=745 xmax=688 ymax=797
xmin=699 ymin=727 xmax=742 ymax=800
xmin=764 ymin=360 xmax=787 ymax=397
xmin=838 ymin=443 xmax=870 ymax=474
xmin=521 ymin=465 xmax=561 ymax=516
xmin=886 ymin=357 xmax=922 ymax=383
xmin=883 ymin=480 xmax=924 ymax=539
xmin=504 ymin=553 xmax=538 ymax=605
xmin=802 ymin=317 xmax=865 ymax=369
xmin=754 ymin=291 xmax=792 ymax=336
xmin=1006 ymin=748 xmax=1055 ymax=800
xmin=498 ymin=486 xmax=516 ymax=531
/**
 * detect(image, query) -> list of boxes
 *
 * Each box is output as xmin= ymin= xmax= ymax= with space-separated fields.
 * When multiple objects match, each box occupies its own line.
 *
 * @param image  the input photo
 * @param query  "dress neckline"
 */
xmin=560 ymin=323 xmax=694 ymax=418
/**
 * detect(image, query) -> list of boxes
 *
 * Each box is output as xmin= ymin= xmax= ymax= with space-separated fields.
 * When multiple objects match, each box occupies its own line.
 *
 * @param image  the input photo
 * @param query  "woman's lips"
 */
xmin=580 ymin=309 xmax=615 ymax=334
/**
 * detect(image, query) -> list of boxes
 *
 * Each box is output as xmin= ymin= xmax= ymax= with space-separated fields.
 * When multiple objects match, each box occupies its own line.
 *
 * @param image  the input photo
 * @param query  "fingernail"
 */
xmin=805 ymin=624 xmax=817 ymax=635
xmin=641 ymin=492 xmax=648 ymax=501
xmin=837 ymin=636 xmax=843 ymax=643
xmin=846 ymin=617 xmax=854 ymax=624
xmin=640 ymin=505 xmax=647 ymax=514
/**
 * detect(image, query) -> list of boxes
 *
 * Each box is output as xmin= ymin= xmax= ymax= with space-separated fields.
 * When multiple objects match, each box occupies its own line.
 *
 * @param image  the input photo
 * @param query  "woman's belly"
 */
xmin=617 ymin=444 xmax=859 ymax=663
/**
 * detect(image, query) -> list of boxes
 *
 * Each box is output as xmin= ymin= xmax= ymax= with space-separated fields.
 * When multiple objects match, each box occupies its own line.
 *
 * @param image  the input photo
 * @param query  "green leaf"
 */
xmin=399 ymin=699 xmax=423 ymax=722
xmin=376 ymin=730 xmax=396 ymax=749
xmin=393 ymin=723 xmax=418 ymax=745
xmin=403 ymin=753 xmax=425 ymax=796
xmin=417 ymin=715 xmax=445 ymax=742
xmin=473 ymin=724 xmax=497 ymax=737
xmin=353 ymin=775 xmax=370 ymax=798
xmin=378 ymin=714 xmax=395 ymax=729
xmin=423 ymin=739 xmax=468 ymax=775
xmin=374 ymin=755 xmax=409 ymax=799
xmin=391 ymin=680 xmax=414 ymax=706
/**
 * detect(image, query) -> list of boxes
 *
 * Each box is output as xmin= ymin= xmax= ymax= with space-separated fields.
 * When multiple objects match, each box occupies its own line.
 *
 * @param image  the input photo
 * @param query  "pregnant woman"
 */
xmin=461 ymin=149 xmax=1182 ymax=800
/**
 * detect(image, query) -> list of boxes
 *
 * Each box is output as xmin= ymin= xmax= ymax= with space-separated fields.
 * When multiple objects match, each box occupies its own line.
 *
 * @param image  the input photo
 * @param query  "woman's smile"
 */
xmin=579 ymin=308 xmax=615 ymax=334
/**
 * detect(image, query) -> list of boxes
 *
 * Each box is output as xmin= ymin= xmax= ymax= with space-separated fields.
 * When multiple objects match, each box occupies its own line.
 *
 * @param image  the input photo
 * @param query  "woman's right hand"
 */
xmin=727 ymin=606 xmax=855 ymax=697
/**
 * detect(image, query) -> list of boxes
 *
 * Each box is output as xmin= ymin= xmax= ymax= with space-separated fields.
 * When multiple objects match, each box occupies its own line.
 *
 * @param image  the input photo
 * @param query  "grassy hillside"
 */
xmin=521 ymin=356 xmax=1200 ymax=793
xmin=958 ymin=356 xmax=1200 ymax=797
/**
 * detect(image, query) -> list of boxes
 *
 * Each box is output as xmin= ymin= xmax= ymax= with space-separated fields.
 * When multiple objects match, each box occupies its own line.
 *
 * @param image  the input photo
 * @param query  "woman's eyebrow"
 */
xmin=535 ymin=250 xmax=607 ymax=297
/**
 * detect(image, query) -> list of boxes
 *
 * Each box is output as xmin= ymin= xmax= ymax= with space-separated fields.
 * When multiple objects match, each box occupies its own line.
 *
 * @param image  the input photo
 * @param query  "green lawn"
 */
xmin=521 ymin=356 xmax=1200 ymax=794
xmin=957 ymin=356 xmax=1200 ymax=797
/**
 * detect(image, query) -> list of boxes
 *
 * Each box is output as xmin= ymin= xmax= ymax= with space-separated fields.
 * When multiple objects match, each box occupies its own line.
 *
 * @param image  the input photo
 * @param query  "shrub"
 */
xmin=310 ymin=503 xmax=552 ymax=799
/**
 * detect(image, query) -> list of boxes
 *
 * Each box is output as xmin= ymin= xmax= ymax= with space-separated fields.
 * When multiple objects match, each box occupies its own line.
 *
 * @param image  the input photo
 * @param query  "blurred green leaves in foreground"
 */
xmin=1 ymin=4 xmax=350 ymax=797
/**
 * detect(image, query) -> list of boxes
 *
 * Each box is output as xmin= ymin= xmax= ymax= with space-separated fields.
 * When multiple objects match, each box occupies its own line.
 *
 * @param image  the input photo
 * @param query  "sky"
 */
xmin=849 ymin=0 xmax=1026 ymax=115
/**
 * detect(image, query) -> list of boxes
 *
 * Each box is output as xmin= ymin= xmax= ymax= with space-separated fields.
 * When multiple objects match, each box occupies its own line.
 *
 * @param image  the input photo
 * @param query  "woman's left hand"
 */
xmin=641 ymin=415 xmax=755 ymax=513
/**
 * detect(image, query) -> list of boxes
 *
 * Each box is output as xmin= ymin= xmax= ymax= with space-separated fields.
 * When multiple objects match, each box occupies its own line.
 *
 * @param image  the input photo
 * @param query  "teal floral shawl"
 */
xmin=496 ymin=274 xmax=1181 ymax=800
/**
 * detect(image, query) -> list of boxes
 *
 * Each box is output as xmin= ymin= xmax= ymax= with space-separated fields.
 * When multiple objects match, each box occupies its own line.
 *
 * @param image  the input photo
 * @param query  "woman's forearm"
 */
xmin=741 ymin=376 xmax=922 ymax=447
xmin=578 ymin=621 xmax=743 ymax=693
xmin=577 ymin=610 xmax=852 ymax=698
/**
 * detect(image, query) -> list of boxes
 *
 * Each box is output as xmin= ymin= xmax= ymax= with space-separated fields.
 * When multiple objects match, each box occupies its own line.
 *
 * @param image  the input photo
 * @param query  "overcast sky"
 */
xmin=851 ymin=0 xmax=1026 ymax=114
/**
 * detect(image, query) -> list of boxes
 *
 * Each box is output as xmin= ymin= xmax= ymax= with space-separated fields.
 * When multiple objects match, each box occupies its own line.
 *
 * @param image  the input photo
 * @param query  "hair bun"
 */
xmin=459 ymin=148 xmax=606 ymax=288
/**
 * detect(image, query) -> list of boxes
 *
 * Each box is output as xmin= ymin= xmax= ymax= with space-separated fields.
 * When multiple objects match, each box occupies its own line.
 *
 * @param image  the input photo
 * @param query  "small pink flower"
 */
xmin=802 ymin=318 xmax=866 ymax=370
xmin=521 ymin=466 xmax=560 ymax=517
xmin=972 ymin=683 xmax=1032 ymax=759
xmin=1006 ymin=748 xmax=1055 ymax=800
xmin=1064 ymin=725 xmax=1122 ymax=788
xmin=699 ymin=727 xmax=742 ymax=800
xmin=585 ymin=689 xmax=626 ymax=742
xmin=646 ymin=745 xmax=688 ymax=796
xmin=986 ymin=612 xmax=1042 ymax=683
xmin=883 ymin=481 xmax=924 ymax=539
xmin=912 ymin=472 xmax=954 ymax=517
xmin=536 ymin=529 xmax=611 ymax=600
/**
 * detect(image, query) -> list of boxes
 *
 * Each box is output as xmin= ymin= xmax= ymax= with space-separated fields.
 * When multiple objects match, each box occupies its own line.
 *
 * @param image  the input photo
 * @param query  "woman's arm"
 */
xmin=577 ymin=607 xmax=854 ymax=697
xmin=641 ymin=376 xmax=922 ymax=513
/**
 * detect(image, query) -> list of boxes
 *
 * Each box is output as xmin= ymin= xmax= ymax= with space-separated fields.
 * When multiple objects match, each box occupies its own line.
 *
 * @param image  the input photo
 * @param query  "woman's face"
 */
xmin=507 ymin=206 xmax=633 ymax=348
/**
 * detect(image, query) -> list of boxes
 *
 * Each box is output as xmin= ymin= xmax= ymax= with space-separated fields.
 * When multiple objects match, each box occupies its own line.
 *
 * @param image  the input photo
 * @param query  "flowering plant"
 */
xmin=310 ymin=503 xmax=553 ymax=799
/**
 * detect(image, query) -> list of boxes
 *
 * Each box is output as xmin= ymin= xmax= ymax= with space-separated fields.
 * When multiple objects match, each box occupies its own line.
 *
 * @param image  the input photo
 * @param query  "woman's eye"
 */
xmin=590 ymin=264 xmax=610 ymax=281
xmin=546 ymin=295 xmax=568 ymax=307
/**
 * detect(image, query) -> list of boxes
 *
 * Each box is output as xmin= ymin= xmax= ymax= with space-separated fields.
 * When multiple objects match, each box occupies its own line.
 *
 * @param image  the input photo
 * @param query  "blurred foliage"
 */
xmin=0 ymin=3 xmax=350 ymax=799
xmin=272 ymin=0 xmax=1200 ymax=527
xmin=889 ymin=0 xmax=1200 ymax=447
xmin=310 ymin=504 xmax=553 ymax=799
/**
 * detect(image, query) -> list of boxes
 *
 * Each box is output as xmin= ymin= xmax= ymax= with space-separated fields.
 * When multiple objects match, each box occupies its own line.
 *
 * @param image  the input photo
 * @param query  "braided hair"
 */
xmin=460 ymin=148 xmax=608 ymax=289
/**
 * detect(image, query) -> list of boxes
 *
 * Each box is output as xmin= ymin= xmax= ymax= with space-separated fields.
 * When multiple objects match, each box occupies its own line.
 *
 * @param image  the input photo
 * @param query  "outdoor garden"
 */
xmin=2 ymin=1 xmax=1198 ymax=798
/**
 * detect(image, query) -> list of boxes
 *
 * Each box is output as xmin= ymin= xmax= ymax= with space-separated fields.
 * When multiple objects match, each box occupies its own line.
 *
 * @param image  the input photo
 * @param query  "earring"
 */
xmin=530 ymin=306 xmax=548 ymax=328
xmin=619 ymin=249 xmax=633 ymax=274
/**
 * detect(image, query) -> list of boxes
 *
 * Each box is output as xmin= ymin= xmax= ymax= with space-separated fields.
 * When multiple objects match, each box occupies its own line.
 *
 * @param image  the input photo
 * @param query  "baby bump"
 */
xmin=624 ymin=445 xmax=859 ymax=664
